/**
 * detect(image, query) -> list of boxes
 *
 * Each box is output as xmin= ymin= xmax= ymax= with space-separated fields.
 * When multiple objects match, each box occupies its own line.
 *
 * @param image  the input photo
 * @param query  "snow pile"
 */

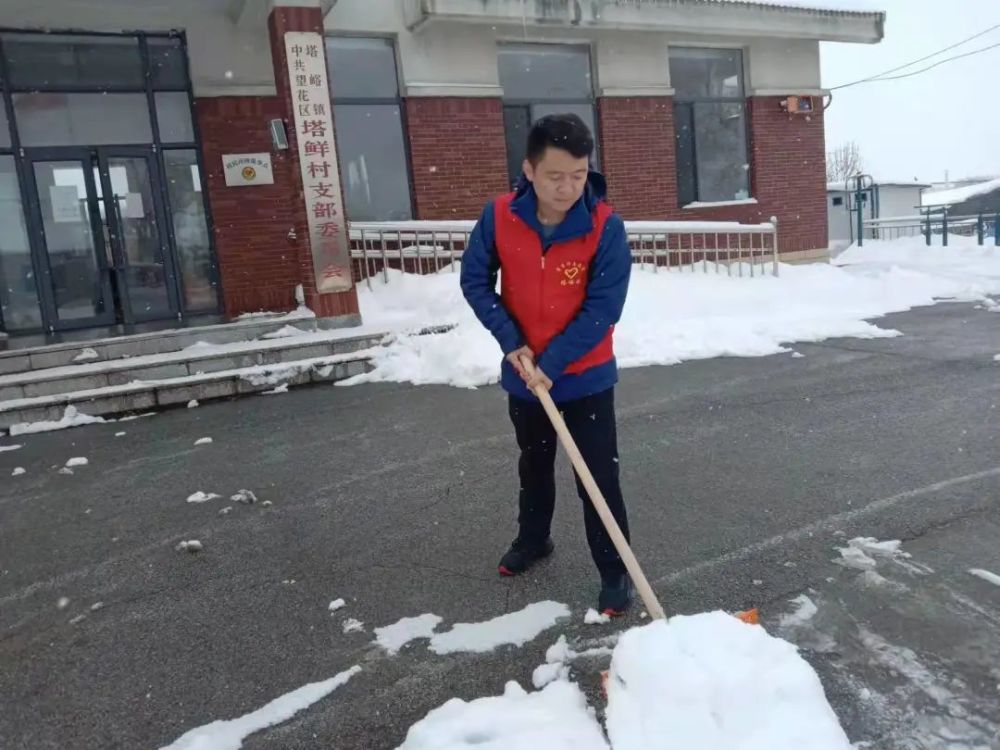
xmin=186 ymin=491 xmax=221 ymax=504
xmin=11 ymin=467 xmax=26 ymax=476
xmin=73 ymin=347 xmax=100 ymax=362
xmin=429 ymin=601 xmax=570 ymax=655
xmin=923 ymin=175 xmax=1000 ymax=207
xmin=161 ymin=665 xmax=359 ymax=750
xmin=396 ymin=680 xmax=609 ymax=750
xmin=176 ymin=540 xmax=203 ymax=553
xmin=194 ymin=437 xmax=213 ymax=446
xmin=65 ymin=457 xmax=88 ymax=468
xmin=969 ymin=569 xmax=1000 ymax=587
xmin=8 ymin=405 xmax=105 ymax=436
xmin=346 ymin=238 xmax=1000 ymax=390
xmin=0 ymin=443 xmax=22 ymax=452
xmin=231 ymin=489 xmax=257 ymax=505
xmin=328 ymin=598 xmax=346 ymax=612
xmin=374 ymin=613 xmax=443 ymax=655
xmin=583 ymin=608 xmax=611 ymax=625
xmin=778 ymin=594 xmax=819 ymax=629
xmin=342 ymin=618 xmax=365 ymax=634
xmin=605 ymin=612 xmax=851 ymax=750
xmin=836 ymin=537 xmax=909 ymax=570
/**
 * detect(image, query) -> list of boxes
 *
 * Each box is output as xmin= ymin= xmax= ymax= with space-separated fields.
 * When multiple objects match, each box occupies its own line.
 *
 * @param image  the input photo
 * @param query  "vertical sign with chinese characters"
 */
xmin=284 ymin=31 xmax=353 ymax=293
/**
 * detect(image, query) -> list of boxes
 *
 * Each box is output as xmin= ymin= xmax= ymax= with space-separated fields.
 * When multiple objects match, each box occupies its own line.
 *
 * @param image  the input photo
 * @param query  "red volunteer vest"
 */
xmin=494 ymin=193 xmax=615 ymax=375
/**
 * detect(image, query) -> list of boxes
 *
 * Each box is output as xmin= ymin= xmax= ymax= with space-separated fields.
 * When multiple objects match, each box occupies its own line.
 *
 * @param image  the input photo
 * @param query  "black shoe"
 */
xmin=599 ymin=573 xmax=634 ymax=616
xmin=498 ymin=537 xmax=554 ymax=577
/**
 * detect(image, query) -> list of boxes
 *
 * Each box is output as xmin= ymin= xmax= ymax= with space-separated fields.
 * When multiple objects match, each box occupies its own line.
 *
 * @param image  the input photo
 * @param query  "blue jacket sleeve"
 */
xmin=460 ymin=202 xmax=524 ymax=356
xmin=537 ymin=214 xmax=631 ymax=379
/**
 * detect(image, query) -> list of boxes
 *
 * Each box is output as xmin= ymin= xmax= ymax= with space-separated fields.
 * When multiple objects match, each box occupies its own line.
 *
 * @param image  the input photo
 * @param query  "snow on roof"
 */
xmin=827 ymin=180 xmax=930 ymax=192
xmin=922 ymin=176 xmax=1000 ymax=207
xmin=695 ymin=0 xmax=884 ymax=15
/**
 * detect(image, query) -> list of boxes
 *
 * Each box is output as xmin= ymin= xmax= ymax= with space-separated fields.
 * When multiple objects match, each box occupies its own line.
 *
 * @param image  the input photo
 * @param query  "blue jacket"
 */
xmin=460 ymin=171 xmax=631 ymax=403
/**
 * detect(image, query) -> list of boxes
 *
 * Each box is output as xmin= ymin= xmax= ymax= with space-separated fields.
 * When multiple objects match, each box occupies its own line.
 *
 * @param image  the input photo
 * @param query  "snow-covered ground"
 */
xmin=345 ymin=237 xmax=1000 ymax=389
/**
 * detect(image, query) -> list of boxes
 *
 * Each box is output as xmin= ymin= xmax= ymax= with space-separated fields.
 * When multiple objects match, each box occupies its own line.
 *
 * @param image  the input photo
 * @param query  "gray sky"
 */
xmin=821 ymin=0 xmax=1000 ymax=183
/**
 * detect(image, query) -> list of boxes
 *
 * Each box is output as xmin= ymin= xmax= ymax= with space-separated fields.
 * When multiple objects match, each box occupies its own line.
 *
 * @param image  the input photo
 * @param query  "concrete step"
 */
xmin=0 ymin=310 xmax=327 ymax=377
xmin=0 ymin=328 xmax=384 ymax=402
xmin=0 ymin=346 xmax=377 ymax=433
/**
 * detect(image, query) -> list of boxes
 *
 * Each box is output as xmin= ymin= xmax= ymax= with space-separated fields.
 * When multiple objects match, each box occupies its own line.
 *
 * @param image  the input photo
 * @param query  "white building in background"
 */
xmin=827 ymin=180 xmax=929 ymax=248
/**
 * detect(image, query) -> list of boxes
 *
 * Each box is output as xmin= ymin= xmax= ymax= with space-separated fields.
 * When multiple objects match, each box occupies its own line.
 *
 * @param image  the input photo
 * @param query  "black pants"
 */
xmin=508 ymin=387 xmax=630 ymax=579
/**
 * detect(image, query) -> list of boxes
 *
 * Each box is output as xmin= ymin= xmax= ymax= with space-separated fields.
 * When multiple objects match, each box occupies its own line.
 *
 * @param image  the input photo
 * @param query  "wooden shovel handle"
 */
xmin=520 ymin=356 xmax=667 ymax=621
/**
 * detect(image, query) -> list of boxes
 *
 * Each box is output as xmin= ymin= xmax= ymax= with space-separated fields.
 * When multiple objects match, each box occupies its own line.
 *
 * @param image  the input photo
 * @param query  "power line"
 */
xmin=833 ymin=39 xmax=1000 ymax=89
xmin=831 ymin=22 xmax=1000 ymax=90
xmin=861 ymin=40 xmax=1000 ymax=83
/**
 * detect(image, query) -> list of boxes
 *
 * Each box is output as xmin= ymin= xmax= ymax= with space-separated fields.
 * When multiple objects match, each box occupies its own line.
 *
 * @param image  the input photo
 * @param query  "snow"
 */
xmin=218 ymin=506 xmax=233 ymax=516
xmin=115 ymin=431 xmax=126 ymax=437
xmin=194 ymin=437 xmax=213 ymax=446
xmin=8 ymin=405 xmax=105 ymax=436
xmin=187 ymin=400 xmax=200 ymax=409
xmin=531 ymin=661 xmax=569 ymax=689
xmin=922 ymin=176 xmax=1000 ymax=207
xmin=231 ymin=489 xmax=257 ymax=505
xmin=778 ymin=594 xmax=819 ymax=628
xmin=261 ymin=383 xmax=290 ymax=395
xmin=73 ymin=347 xmax=99 ymax=362
xmin=836 ymin=537 xmax=908 ymax=570
xmin=328 ymin=598 xmax=346 ymax=612
xmin=11 ymin=467 xmax=25 ymax=476
xmin=429 ymin=601 xmax=571 ymax=655
xmin=262 ymin=324 xmax=309 ymax=339
xmin=344 ymin=238 xmax=1000 ymax=390
xmin=0 ymin=443 xmax=22 ymax=452
xmin=605 ymin=612 xmax=851 ymax=750
xmin=714 ymin=0 xmax=881 ymax=11
xmin=969 ymin=568 xmax=1000 ymax=587
xmin=374 ymin=613 xmax=443 ymax=655
xmin=583 ymin=608 xmax=611 ymax=625
xmin=396 ymin=680 xmax=609 ymax=750
xmin=58 ymin=467 xmax=74 ymax=475
xmin=65 ymin=457 xmax=88 ymax=467
xmin=57 ymin=597 xmax=70 ymax=609
xmin=342 ymin=618 xmax=365 ymax=634
xmin=235 ymin=304 xmax=316 ymax=322
xmin=186 ymin=491 xmax=220 ymax=504
xmin=160 ymin=665 xmax=360 ymax=750
xmin=176 ymin=540 xmax=203 ymax=553
xmin=683 ymin=198 xmax=759 ymax=209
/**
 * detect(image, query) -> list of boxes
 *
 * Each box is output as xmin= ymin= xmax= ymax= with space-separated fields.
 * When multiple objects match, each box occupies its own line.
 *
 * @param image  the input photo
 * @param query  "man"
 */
xmin=460 ymin=114 xmax=634 ymax=616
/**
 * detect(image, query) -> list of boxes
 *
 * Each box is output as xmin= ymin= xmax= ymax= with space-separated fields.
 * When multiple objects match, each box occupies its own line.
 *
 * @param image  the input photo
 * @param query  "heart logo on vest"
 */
xmin=556 ymin=261 xmax=586 ymax=287
xmin=565 ymin=267 xmax=579 ymax=280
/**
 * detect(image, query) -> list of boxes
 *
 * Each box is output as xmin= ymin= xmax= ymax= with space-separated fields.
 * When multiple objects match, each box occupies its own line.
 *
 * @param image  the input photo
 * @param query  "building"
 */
xmin=827 ymin=179 xmax=928 ymax=247
xmin=922 ymin=176 xmax=1000 ymax=216
xmin=0 ymin=0 xmax=884 ymax=344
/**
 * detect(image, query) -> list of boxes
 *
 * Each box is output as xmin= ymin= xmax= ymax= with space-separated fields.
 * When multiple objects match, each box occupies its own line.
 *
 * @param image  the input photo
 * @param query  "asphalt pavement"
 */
xmin=1 ymin=301 xmax=998 ymax=749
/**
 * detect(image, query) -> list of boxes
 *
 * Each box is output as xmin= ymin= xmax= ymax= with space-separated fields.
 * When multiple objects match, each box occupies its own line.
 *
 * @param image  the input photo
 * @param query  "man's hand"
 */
xmin=506 ymin=346 xmax=535 ymax=382
xmin=525 ymin=366 xmax=553 ymax=393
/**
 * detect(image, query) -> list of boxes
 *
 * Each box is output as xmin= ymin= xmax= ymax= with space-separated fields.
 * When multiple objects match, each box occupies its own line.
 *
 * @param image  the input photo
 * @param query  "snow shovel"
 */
xmin=519 ymin=355 xmax=667 ymax=621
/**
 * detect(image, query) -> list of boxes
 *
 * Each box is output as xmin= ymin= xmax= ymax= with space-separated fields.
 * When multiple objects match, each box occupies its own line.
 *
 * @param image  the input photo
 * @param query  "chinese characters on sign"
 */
xmin=222 ymin=153 xmax=274 ymax=187
xmin=284 ymin=31 xmax=353 ymax=293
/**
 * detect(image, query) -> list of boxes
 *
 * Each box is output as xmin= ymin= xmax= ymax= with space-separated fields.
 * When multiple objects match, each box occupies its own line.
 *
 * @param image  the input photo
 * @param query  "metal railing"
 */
xmin=863 ymin=209 xmax=999 ymax=246
xmin=348 ymin=218 xmax=780 ymax=287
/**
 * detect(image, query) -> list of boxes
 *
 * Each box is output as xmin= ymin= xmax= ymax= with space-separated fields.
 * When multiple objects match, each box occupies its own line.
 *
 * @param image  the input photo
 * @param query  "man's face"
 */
xmin=523 ymin=147 xmax=589 ymax=216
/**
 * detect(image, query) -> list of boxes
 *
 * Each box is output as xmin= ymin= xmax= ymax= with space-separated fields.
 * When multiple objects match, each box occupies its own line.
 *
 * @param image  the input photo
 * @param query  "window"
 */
xmin=832 ymin=196 xmax=844 ymax=207
xmin=155 ymin=91 xmax=195 ymax=143
xmin=148 ymin=37 xmax=188 ymax=90
xmin=163 ymin=150 xmax=216 ymax=311
xmin=12 ymin=93 xmax=152 ymax=146
xmin=325 ymin=37 xmax=412 ymax=221
xmin=669 ymin=48 xmax=750 ymax=206
xmin=498 ymin=44 xmax=598 ymax=184
xmin=2 ymin=33 xmax=144 ymax=90
xmin=0 ymin=155 xmax=41 ymax=329
xmin=0 ymin=101 xmax=9 ymax=148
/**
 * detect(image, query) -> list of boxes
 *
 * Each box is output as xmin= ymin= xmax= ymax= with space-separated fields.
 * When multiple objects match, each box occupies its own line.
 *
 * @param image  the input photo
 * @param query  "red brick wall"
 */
xmin=195 ymin=96 xmax=304 ymax=317
xmin=597 ymin=97 xmax=677 ymax=218
xmin=405 ymin=97 xmax=510 ymax=219
xmin=596 ymin=95 xmax=828 ymax=254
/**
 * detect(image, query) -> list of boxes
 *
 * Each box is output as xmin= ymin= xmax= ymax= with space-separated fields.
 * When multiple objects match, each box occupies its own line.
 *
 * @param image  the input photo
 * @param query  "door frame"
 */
xmin=21 ymin=146 xmax=118 ymax=331
xmin=95 ymin=145 xmax=183 ymax=326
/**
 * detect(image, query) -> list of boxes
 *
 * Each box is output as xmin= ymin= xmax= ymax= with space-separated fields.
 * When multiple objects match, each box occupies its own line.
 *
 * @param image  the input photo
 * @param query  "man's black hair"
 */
xmin=525 ymin=113 xmax=594 ymax=165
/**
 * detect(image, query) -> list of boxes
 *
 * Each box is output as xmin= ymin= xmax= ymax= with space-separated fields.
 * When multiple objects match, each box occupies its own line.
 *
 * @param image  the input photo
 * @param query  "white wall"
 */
xmin=0 ymin=0 xmax=276 ymax=96
xmin=877 ymin=186 xmax=925 ymax=219
xmin=327 ymin=0 xmax=823 ymax=97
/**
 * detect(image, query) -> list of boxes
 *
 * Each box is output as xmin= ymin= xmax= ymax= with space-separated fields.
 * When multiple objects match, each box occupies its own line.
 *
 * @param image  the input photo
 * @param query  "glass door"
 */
xmin=94 ymin=148 xmax=179 ymax=324
xmin=25 ymin=150 xmax=117 ymax=330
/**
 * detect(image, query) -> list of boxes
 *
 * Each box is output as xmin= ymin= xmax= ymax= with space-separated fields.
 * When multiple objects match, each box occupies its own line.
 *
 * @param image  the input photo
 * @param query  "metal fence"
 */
xmin=862 ymin=210 xmax=999 ymax=246
xmin=348 ymin=218 xmax=780 ymax=287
